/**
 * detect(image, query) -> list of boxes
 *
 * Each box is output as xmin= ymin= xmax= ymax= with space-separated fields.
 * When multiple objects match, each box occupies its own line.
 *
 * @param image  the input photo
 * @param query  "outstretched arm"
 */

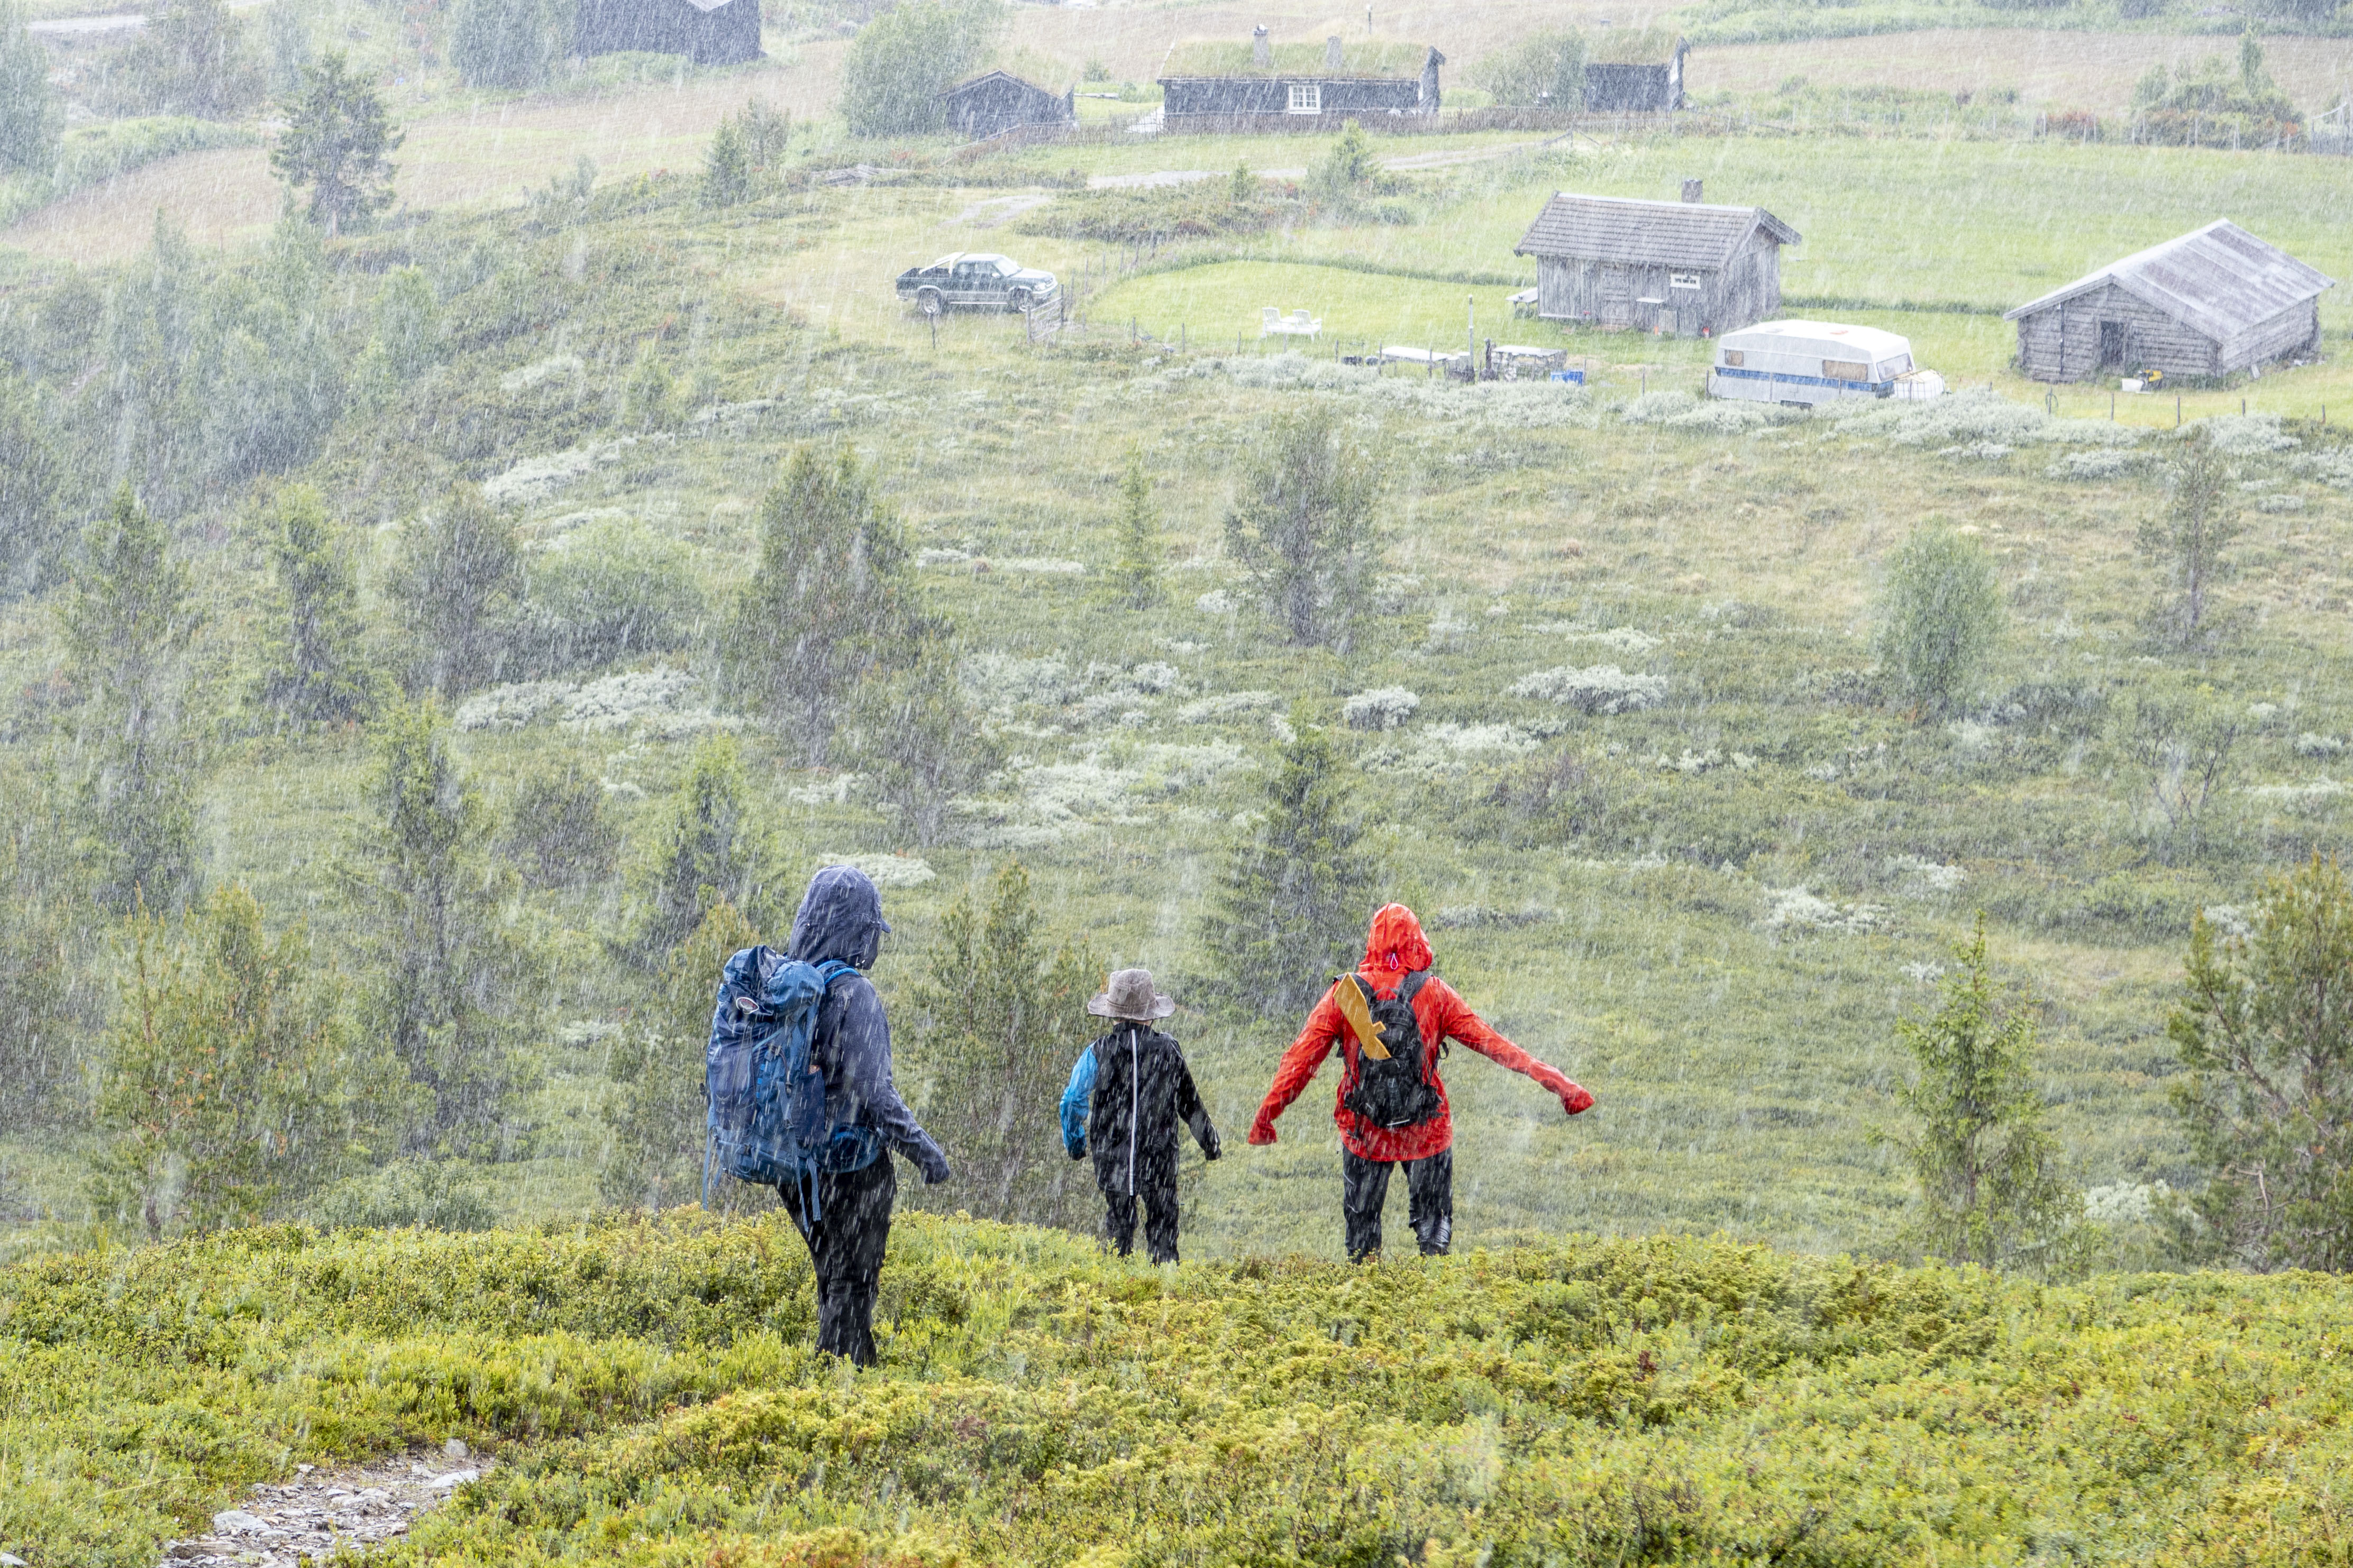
xmin=1427 ymin=978 xmax=1594 ymax=1115
xmin=1059 ymin=1046 xmax=1098 ymax=1159
xmin=834 ymin=980 xmax=955 ymax=1181
xmin=1249 ymin=987 xmax=1346 ymax=1144
xmin=1173 ymin=1050 xmax=1220 ymax=1160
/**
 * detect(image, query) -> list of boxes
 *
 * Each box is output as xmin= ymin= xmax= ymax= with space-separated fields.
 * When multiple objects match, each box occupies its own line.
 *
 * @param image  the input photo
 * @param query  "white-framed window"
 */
xmin=1670 ymin=272 xmax=1701 ymax=290
xmin=1287 ymin=81 xmax=1321 ymax=113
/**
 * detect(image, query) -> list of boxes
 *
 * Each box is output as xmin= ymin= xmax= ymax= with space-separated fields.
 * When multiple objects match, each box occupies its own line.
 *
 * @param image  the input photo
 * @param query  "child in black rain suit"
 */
xmin=1059 ymin=968 xmax=1220 ymax=1263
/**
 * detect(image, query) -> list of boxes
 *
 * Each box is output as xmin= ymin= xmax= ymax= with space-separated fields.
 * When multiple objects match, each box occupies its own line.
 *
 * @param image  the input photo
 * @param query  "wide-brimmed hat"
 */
xmin=1087 ymin=967 xmax=1176 ymax=1021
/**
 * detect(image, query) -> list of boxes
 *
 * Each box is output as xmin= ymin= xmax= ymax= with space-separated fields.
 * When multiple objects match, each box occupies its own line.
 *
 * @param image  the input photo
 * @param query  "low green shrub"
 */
xmin=4 ymin=1215 xmax=2350 ymax=1566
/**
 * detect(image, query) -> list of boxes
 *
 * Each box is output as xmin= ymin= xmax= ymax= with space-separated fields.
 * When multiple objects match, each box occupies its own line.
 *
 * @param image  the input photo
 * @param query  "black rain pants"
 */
xmin=779 ymin=1154 xmax=897 ymax=1367
xmin=1102 ymin=1172 xmax=1181 ymax=1264
xmin=1342 ymin=1147 xmax=1453 ymax=1262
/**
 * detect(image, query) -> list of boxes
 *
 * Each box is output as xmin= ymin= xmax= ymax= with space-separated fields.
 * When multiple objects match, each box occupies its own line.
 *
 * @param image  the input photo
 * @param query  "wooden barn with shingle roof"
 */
xmin=1513 ymin=188 xmax=1799 ymax=337
xmin=2002 ymin=221 xmax=2332 ymax=382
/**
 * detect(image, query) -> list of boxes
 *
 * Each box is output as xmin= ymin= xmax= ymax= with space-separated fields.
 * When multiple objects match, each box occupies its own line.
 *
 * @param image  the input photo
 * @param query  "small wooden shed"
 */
xmin=1583 ymin=30 xmax=1687 ymax=112
xmin=1157 ymin=32 xmax=1440 ymax=133
xmin=2003 ymin=220 xmax=2333 ymax=382
xmin=1513 ymin=190 xmax=1799 ymax=337
xmin=941 ymin=70 xmax=1075 ymax=141
xmin=574 ymin=0 xmax=760 ymax=65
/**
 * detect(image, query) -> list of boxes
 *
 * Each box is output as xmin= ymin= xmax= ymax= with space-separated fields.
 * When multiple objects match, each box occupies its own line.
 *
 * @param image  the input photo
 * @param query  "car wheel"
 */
xmin=1006 ymin=288 xmax=1032 ymax=314
xmin=917 ymin=287 xmax=944 ymax=315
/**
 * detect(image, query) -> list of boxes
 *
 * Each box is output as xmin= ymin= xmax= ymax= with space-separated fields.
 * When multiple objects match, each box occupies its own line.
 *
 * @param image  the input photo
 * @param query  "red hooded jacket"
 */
xmin=1247 ymin=904 xmax=1594 ymax=1162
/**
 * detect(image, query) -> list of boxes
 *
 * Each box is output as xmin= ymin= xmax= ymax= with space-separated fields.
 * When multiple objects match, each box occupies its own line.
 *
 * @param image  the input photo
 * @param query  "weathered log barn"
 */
xmin=2002 ymin=220 xmax=2333 ymax=382
xmin=1513 ymin=187 xmax=1799 ymax=336
xmin=1156 ymin=31 xmax=1440 ymax=133
xmin=941 ymin=71 xmax=1075 ymax=141
xmin=1582 ymin=30 xmax=1688 ymax=112
xmin=574 ymin=0 xmax=760 ymax=65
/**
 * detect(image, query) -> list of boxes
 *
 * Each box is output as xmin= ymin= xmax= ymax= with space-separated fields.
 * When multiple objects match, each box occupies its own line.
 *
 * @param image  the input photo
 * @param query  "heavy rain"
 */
xmin=2 ymin=0 xmax=2351 ymax=1557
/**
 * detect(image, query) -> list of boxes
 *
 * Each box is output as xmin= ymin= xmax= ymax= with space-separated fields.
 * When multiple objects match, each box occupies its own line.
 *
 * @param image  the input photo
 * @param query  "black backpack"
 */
xmin=1337 ymin=971 xmax=1443 ymax=1130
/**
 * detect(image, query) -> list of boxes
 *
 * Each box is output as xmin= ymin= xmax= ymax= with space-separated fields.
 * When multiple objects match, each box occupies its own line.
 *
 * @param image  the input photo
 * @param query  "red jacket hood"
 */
xmin=1362 ymin=904 xmax=1434 ymax=979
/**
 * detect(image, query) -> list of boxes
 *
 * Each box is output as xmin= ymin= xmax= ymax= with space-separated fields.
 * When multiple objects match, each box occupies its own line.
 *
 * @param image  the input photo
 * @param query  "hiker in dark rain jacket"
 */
xmin=780 ymin=865 xmax=952 ymax=1366
xmin=1060 ymin=968 xmax=1220 ymax=1264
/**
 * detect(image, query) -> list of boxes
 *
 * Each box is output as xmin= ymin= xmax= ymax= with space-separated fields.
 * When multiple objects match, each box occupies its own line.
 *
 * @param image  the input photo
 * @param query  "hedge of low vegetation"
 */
xmin=4 ymin=1212 xmax=2351 ymax=1566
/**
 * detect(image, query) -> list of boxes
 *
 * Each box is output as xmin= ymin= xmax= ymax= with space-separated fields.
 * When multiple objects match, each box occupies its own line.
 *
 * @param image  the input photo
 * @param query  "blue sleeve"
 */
xmin=1060 ymin=1046 xmax=1097 ymax=1158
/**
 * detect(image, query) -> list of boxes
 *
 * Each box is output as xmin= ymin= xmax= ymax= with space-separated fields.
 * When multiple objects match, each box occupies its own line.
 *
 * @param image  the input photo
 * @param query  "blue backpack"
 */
xmin=703 ymin=946 xmax=877 ymax=1217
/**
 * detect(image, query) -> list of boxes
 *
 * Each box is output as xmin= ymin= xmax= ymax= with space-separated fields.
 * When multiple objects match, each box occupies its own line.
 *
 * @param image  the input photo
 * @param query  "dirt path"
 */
xmin=160 ymin=1451 xmax=489 ymax=1566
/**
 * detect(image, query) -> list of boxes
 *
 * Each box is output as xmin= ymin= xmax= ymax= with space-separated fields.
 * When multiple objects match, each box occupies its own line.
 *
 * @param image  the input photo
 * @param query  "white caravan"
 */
xmin=1707 ymin=319 xmax=1945 ymax=405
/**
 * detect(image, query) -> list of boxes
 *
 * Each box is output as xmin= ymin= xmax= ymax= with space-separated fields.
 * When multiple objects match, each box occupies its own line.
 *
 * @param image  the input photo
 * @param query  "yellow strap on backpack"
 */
xmin=1334 ymin=976 xmax=1392 ymax=1061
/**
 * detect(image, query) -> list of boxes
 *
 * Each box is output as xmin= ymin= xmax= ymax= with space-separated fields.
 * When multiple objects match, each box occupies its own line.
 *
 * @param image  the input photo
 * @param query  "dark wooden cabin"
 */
xmin=1157 ymin=32 xmax=1440 ymax=133
xmin=2002 ymin=220 xmax=2332 ymax=382
xmin=1513 ymin=188 xmax=1798 ymax=337
xmin=941 ymin=70 xmax=1075 ymax=141
xmin=574 ymin=0 xmax=760 ymax=66
xmin=1582 ymin=30 xmax=1686 ymax=112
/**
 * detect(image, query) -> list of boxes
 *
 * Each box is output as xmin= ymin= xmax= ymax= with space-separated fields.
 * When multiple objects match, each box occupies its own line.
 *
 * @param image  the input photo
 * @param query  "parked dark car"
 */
xmin=895 ymin=252 xmax=1061 ymax=314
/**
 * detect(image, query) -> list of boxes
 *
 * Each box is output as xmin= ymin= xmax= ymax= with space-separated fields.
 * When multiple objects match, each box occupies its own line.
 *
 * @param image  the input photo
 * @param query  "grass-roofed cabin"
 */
xmin=942 ymin=70 xmax=1077 ymax=142
xmin=2003 ymin=219 xmax=2333 ymax=383
xmin=574 ymin=0 xmax=760 ymax=66
xmin=1157 ymin=30 xmax=1440 ymax=134
xmin=1583 ymin=29 xmax=1688 ymax=113
xmin=1515 ymin=189 xmax=1799 ymax=337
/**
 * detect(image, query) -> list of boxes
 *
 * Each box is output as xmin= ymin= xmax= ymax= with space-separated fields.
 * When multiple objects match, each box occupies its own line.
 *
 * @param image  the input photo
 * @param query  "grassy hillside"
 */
xmin=5 ymin=1213 xmax=2351 ymax=1566
xmin=1 ymin=128 xmax=2350 ymax=1262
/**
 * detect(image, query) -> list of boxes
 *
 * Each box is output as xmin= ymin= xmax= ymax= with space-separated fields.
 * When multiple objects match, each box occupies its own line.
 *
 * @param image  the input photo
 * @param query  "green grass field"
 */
xmin=5 ymin=124 xmax=2351 ymax=1264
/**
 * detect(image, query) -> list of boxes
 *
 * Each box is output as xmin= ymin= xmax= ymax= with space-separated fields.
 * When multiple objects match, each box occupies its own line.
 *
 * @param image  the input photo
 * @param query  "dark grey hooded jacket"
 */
xmin=786 ymin=866 xmax=951 ymax=1185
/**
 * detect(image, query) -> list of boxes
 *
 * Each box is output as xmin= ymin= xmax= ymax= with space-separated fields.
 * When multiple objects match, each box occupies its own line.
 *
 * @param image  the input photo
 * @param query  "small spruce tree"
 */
xmin=270 ymin=51 xmax=403 ymax=236
xmin=1876 ymin=525 xmax=2003 ymax=717
xmin=0 ymin=760 xmax=85 ymax=1130
xmin=0 ymin=368 xmax=69 ymax=599
xmin=500 ymin=751 xmax=621 ymax=890
xmin=61 ymin=485 xmax=207 ymax=914
xmin=851 ymin=636 xmax=999 ymax=848
xmin=906 ymin=860 xmax=1097 ymax=1227
xmin=347 ymin=700 xmax=540 ymax=1154
xmin=723 ymin=445 xmax=921 ymax=764
xmin=256 ymin=484 xmax=377 ymax=726
xmin=626 ymin=731 xmax=774 ymax=968
xmin=738 ymin=97 xmax=791 ymax=168
xmin=1108 ymin=445 xmax=1164 ymax=610
xmin=702 ymin=114 xmax=752 ymax=207
xmin=385 ymin=483 xmax=523 ymax=695
xmin=2138 ymin=427 xmax=2241 ymax=646
xmin=603 ymin=900 xmax=762 ymax=1212
xmin=1884 ymin=914 xmax=2076 ymax=1272
xmin=88 ymin=885 xmax=376 ymax=1239
xmin=1225 ymin=402 xmax=1382 ymax=647
xmin=1196 ymin=711 xmax=1374 ymax=1020
xmin=2169 ymin=855 xmax=2353 ymax=1272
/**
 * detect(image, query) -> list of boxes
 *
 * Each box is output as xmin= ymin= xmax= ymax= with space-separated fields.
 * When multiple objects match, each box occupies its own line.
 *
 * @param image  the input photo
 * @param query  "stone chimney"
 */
xmin=1252 ymin=25 xmax=1271 ymax=67
xmin=1681 ymin=178 xmax=1703 ymax=203
xmin=1326 ymin=34 xmax=1343 ymax=68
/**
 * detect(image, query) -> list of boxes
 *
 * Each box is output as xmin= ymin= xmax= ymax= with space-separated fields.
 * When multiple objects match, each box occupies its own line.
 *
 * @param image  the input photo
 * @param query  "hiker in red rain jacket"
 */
xmin=1247 ymin=903 xmax=1594 ymax=1262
